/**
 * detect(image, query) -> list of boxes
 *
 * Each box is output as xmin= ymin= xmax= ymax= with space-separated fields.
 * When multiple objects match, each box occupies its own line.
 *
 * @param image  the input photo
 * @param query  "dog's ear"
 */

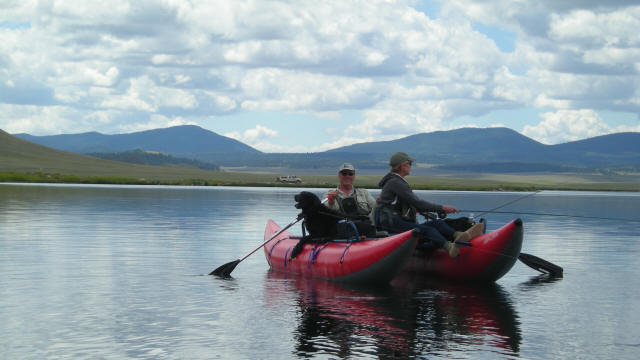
xmin=294 ymin=193 xmax=302 ymax=209
xmin=295 ymin=191 xmax=323 ymax=211
xmin=305 ymin=191 xmax=321 ymax=208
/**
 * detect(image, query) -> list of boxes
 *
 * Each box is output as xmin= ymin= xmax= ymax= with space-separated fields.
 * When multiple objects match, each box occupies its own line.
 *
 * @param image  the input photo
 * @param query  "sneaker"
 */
xmin=443 ymin=241 xmax=460 ymax=258
xmin=453 ymin=231 xmax=470 ymax=243
xmin=464 ymin=223 xmax=484 ymax=239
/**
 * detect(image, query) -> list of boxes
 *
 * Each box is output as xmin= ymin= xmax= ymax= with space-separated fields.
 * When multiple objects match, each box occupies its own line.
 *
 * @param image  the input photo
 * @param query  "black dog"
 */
xmin=294 ymin=191 xmax=342 ymax=238
xmin=290 ymin=191 xmax=343 ymax=259
xmin=290 ymin=192 xmax=379 ymax=259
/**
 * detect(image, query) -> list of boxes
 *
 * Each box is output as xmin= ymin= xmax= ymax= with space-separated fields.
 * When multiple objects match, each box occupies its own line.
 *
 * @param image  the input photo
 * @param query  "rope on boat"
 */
xmin=309 ymin=243 xmax=331 ymax=266
xmin=283 ymin=247 xmax=291 ymax=267
xmin=339 ymin=240 xmax=353 ymax=265
xmin=338 ymin=220 xmax=360 ymax=264
xmin=268 ymin=236 xmax=290 ymax=260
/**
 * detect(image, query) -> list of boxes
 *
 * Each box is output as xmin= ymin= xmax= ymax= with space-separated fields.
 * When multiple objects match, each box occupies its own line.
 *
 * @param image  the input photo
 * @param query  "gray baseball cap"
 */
xmin=389 ymin=152 xmax=416 ymax=167
xmin=338 ymin=163 xmax=355 ymax=172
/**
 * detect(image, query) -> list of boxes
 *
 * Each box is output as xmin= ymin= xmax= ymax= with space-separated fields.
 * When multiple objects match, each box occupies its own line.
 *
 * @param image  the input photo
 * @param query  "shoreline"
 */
xmin=1 ymin=171 xmax=638 ymax=192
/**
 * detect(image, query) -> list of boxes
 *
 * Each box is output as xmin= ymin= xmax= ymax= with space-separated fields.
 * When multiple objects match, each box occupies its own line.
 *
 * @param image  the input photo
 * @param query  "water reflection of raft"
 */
xmin=263 ymin=220 xmax=417 ymax=284
xmin=264 ymin=271 xmax=522 ymax=358
xmin=403 ymin=219 xmax=523 ymax=282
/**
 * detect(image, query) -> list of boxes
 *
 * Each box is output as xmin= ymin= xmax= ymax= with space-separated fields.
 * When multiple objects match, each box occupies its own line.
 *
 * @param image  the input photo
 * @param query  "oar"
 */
xmin=209 ymin=212 xmax=304 ymax=277
xmin=518 ymin=252 xmax=563 ymax=277
xmin=211 ymin=197 xmax=330 ymax=278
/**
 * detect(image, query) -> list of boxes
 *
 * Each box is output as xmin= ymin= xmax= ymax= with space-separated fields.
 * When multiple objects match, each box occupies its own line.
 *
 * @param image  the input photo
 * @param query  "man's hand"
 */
xmin=327 ymin=190 xmax=339 ymax=205
xmin=441 ymin=205 xmax=459 ymax=213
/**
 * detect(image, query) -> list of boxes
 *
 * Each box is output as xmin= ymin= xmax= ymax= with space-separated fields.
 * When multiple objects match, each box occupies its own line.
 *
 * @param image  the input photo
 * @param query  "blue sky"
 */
xmin=1 ymin=0 xmax=639 ymax=152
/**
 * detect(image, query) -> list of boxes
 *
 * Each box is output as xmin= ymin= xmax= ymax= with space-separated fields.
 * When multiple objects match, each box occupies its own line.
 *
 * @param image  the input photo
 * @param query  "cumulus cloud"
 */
xmin=523 ymin=109 xmax=612 ymax=144
xmin=0 ymin=104 xmax=78 ymax=135
xmin=224 ymin=125 xmax=278 ymax=150
xmin=116 ymin=114 xmax=197 ymax=134
xmin=0 ymin=0 xmax=638 ymax=150
xmin=315 ymin=136 xmax=380 ymax=152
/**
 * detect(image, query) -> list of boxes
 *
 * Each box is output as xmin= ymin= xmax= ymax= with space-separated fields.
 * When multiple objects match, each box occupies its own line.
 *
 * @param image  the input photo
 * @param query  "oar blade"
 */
xmin=209 ymin=259 xmax=241 ymax=277
xmin=519 ymin=252 xmax=563 ymax=277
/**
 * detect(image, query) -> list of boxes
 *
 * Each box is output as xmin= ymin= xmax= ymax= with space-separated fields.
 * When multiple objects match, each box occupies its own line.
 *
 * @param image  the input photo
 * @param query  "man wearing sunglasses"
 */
xmin=324 ymin=163 xmax=377 ymax=223
xmin=375 ymin=152 xmax=483 ymax=258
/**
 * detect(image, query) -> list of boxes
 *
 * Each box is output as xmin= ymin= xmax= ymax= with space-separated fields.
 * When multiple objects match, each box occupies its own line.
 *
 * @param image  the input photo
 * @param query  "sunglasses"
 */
xmin=339 ymin=171 xmax=355 ymax=176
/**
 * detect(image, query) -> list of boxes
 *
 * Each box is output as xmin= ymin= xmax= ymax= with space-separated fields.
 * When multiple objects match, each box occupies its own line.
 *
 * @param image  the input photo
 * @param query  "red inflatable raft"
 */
xmin=263 ymin=220 xmax=417 ymax=284
xmin=402 ymin=219 xmax=523 ymax=282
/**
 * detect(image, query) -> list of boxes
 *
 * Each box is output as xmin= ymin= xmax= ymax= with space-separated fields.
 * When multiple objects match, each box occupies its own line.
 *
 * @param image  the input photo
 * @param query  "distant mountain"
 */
xmin=328 ymin=127 xmax=544 ymax=160
xmin=12 ymin=126 xmax=640 ymax=172
xmin=548 ymin=132 xmax=640 ymax=166
xmin=89 ymin=149 xmax=220 ymax=171
xmin=326 ymin=128 xmax=640 ymax=167
xmin=15 ymin=125 xmax=261 ymax=156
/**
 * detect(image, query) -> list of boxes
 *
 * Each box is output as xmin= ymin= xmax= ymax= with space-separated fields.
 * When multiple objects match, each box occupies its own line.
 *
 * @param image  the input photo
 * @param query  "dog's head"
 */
xmin=294 ymin=191 xmax=341 ymax=238
xmin=294 ymin=191 xmax=321 ymax=211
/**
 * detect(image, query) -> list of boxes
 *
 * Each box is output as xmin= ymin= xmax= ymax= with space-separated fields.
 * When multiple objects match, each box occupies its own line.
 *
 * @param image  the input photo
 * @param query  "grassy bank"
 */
xmin=2 ymin=171 xmax=639 ymax=192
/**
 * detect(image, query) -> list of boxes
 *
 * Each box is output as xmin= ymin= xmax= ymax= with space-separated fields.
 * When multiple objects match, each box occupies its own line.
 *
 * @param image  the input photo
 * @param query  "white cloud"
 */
xmin=491 ymin=66 xmax=532 ymax=102
xmin=224 ymin=125 xmax=278 ymax=151
xmin=204 ymin=92 xmax=237 ymax=112
xmin=242 ymin=125 xmax=278 ymax=142
xmin=350 ymin=100 xmax=452 ymax=138
xmin=314 ymin=136 xmax=380 ymax=152
xmin=99 ymin=76 xmax=197 ymax=112
xmin=549 ymin=8 xmax=640 ymax=48
xmin=522 ymin=109 xmax=611 ymax=144
xmin=239 ymin=68 xmax=378 ymax=112
xmin=0 ymin=103 xmax=120 ymax=135
xmin=115 ymin=114 xmax=196 ymax=134
xmin=0 ymin=0 xmax=638 ymax=151
xmin=0 ymin=104 xmax=74 ymax=135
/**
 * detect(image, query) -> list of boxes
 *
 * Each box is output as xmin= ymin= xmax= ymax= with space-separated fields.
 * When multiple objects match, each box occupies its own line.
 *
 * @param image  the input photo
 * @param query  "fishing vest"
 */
xmin=335 ymin=190 xmax=372 ymax=220
xmin=376 ymin=196 xmax=417 ymax=229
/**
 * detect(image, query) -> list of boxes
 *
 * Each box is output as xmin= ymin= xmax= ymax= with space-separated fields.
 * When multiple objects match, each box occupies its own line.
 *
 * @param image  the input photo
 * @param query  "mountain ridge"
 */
xmin=12 ymin=125 xmax=640 ymax=170
xmin=15 ymin=125 xmax=261 ymax=155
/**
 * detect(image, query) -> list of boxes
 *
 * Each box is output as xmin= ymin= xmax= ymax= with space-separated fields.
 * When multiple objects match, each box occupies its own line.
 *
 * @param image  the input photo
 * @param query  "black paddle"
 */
xmin=212 ymin=197 xmax=332 ymax=278
xmin=518 ymin=252 xmax=563 ymax=277
xmin=452 ymin=231 xmax=563 ymax=277
xmin=210 ymin=212 xmax=304 ymax=277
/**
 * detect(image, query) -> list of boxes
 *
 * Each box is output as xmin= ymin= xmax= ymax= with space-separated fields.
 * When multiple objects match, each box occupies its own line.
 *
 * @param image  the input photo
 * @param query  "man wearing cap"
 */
xmin=324 ymin=163 xmax=377 ymax=223
xmin=375 ymin=152 xmax=483 ymax=258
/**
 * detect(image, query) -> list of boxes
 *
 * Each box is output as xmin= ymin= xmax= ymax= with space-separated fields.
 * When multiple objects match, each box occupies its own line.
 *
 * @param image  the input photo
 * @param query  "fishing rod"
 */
xmin=459 ymin=210 xmax=639 ymax=223
xmin=457 ymin=190 xmax=638 ymax=222
xmin=473 ymin=190 xmax=541 ymax=218
xmin=459 ymin=190 xmax=563 ymax=276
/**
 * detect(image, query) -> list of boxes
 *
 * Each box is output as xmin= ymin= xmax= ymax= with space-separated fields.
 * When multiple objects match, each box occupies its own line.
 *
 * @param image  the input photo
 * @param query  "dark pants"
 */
xmin=384 ymin=216 xmax=457 ymax=250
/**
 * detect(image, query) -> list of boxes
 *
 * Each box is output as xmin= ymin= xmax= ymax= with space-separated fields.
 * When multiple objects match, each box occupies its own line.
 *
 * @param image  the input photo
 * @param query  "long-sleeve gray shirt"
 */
xmin=377 ymin=172 xmax=443 ymax=213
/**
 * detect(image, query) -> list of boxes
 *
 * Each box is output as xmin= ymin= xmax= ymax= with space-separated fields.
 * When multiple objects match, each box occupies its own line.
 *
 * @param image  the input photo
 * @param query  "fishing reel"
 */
xmin=420 ymin=211 xmax=448 ymax=220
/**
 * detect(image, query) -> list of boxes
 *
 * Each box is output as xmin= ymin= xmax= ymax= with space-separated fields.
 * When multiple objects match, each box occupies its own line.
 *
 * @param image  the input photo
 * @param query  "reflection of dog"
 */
xmin=294 ymin=191 xmax=341 ymax=238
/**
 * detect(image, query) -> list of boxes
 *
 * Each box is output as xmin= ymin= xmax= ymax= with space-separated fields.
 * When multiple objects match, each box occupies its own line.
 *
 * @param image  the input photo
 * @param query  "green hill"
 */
xmin=0 ymin=129 xmax=270 ymax=184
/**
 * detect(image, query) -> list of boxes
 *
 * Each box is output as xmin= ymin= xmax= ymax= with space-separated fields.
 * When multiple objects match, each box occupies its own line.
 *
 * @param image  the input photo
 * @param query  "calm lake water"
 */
xmin=1 ymin=183 xmax=639 ymax=359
